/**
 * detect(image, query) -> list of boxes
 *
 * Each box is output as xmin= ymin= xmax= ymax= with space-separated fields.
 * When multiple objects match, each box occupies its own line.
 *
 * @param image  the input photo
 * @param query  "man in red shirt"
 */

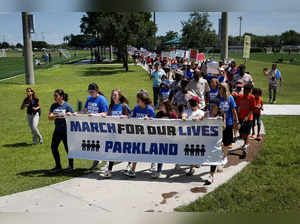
xmin=236 ymin=83 xmax=256 ymax=152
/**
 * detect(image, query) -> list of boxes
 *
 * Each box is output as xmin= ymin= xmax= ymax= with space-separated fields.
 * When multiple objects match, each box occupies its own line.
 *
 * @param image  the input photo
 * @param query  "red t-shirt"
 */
xmin=254 ymin=97 xmax=263 ymax=114
xmin=236 ymin=94 xmax=256 ymax=120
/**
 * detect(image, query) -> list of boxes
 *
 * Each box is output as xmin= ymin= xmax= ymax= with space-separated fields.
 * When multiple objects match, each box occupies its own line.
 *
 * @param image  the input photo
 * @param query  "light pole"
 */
xmin=238 ymin=16 xmax=243 ymax=45
xmin=220 ymin=12 xmax=228 ymax=61
xmin=22 ymin=12 xmax=35 ymax=85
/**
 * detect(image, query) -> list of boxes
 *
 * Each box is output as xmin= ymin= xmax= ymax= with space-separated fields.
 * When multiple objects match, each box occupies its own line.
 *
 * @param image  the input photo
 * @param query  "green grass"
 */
xmin=0 ymin=50 xmax=90 ymax=80
xmin=229 ymin=53 xmax=300 ymax=65
xmin=0 ymin=64 xmax=152 ymax=196
xmin=176 ymin=115 xmax=300 ymax=213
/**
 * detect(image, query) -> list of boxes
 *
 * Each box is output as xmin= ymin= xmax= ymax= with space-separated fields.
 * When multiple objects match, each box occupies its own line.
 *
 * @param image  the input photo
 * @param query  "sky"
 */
xmin=0 ymin=12 xmax=300 ymax=45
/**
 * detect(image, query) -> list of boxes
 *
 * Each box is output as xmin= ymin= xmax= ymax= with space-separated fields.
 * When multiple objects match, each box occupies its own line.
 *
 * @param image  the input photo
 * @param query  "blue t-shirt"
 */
xmin=110 ymin=104 xmax=131 ymax=116
xmin=132 ymin=105 xmax=156 ymax=118
xmin=85 ymin=95 xmax=109 ymax=114
xmin=50 ymin=102 xmax=74 ymax=131
xmin=220 ymin=96 xmax=236 ymax=126
xmin=159 ymin=88 xmax=171 ymax=100
xmin=151 ymin=69 xmax=166 ymax=88
xmin=209 ymin=88 xmax=219 ymax=104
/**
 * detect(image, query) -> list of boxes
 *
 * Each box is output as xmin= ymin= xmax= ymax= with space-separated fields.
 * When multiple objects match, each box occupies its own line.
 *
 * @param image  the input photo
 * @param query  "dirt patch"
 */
xmin=225 ymin=138 xmax=264 ymax=168
xmin=190 ymin=187 xmax=207 ymax=193
xmin=160 ymin=192 xmax=178 ymax=204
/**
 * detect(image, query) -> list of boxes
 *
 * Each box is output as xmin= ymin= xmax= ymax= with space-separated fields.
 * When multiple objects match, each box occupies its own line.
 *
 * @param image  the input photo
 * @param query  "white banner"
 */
xmin=66 ymin=115 xmax=224 ymax=165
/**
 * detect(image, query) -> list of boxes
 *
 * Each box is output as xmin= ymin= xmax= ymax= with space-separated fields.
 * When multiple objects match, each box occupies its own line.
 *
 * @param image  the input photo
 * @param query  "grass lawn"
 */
xmin=176 ymin=115 xmax=300 ymax=213
xmin=0 ymin=64 xmax=152 ymax=197
xmin=0 ymin=50 xmax=90 ymax=80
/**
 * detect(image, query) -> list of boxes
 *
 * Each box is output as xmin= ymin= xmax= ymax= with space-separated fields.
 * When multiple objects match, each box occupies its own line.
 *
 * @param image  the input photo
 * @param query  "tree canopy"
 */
xmin=80 ymin=12 xmax=157 ymax=71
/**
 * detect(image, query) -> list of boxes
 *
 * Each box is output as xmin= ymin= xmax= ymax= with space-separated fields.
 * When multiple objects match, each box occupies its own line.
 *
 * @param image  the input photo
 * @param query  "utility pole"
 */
xmin=220 ymin=12 xmax=228 ymax=61
xmin=238 ymin=16 xmax=243 ymax=45
xmin=22 ymin=12 xmax=35 ymax=85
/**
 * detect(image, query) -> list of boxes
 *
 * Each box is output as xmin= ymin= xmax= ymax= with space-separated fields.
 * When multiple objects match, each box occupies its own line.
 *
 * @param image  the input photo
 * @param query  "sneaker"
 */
xmin=241 ymin=144 xmax=249 ymax=151
xmin=89 ymin=161 xmax=100 ymax=170
xmin=269 ymin=99 xmax=272 ymax=104
xmin=100 ymin=161 xmax=109 ymax=171
xmin=123 ymin=169 xmax=136 ymax=178
xmin=250 ymin=134 xmax=256 ymax=139
xmin=185 ymin=168 xmax=195 ymax=176
xmin=205 ymin=175 xmax=214 ymax=185
xmin=102 ymin=170 xmax=112 ymax=179
xmin=152 ymin=172 xmax=167 ymax=179
xmin=65 ymin=165 xmax=74 ymax=171
xmin=273 ymin=100 xmax=277 ymax=104
xmin=150 ymin=163 xmax=157 ymax=172
xmin=32 ymin=141 xmax=38 ymax=146
xmin=49 ymin=166 xmax=62 ymax=173
xmin=174 ymin=164 xmax=181 ymax=171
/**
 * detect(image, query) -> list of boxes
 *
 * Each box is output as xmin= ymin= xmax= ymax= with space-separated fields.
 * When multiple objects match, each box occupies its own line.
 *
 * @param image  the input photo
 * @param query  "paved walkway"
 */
xmin=262 ymin=104 xmax=300 ymax=115
xmin=0 ymin=123 xmax=265 ymax=213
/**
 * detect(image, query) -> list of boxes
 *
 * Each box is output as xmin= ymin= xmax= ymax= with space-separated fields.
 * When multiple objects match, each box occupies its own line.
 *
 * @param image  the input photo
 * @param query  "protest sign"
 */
xmin=161 ymin=51 xmax=170 ymax=58
xmin=243 ymin=35 xmax=251 ymax=59
xmin=198 ymin=53 xmax=205 ymax=63
xmin=176 ymin=50 xmax=185 ymax=58
xmin=66 ymin=115 xmax=224 ymax=165
xmin=190 ymin=50 xmax=198 ymax=61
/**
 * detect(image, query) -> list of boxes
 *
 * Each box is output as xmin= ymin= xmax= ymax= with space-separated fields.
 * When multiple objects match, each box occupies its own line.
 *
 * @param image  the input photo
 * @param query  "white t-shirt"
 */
xmin=183 ymin=108 xmax=205 ymax=120
xmin=187 ymin=78 xmax=210 ymax=109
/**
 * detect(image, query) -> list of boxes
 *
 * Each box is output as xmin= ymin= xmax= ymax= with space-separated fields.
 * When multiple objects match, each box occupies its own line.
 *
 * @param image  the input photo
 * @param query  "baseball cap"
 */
xmin=190 ymin=96 xmax=200 ymax=105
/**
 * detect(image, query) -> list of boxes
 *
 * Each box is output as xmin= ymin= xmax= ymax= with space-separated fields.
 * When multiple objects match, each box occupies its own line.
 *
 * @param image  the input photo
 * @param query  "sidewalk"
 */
xmin=262 ymin=104 xmax=300 ymax=115
xmin=0 ymin=124 xmax=265 ymax=213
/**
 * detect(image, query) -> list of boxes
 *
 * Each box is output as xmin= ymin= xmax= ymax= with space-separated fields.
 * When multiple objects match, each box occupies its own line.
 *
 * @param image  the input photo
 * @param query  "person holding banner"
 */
xmin=123 ymin=90 xmax=156 ymax=178
xmin=80 ymin=83 xmax=109 ymax=171
xmin=153 ymin=100 xmax=179 ymax=178
xmin=101 ymin=89 xmax=131 ymax=178
xmin=20 ymin=88 xmax=43 ymax=145
xmin=150 ymin=62 xmax=166 ymax=109
xmin=48 ymin=89 xmax=74 ymax=172
xmin=182 ymin=96 xmax=205 ymax=176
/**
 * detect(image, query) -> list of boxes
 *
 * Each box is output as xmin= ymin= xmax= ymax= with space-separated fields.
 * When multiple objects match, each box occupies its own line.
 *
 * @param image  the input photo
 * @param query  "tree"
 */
xmin=80 ymin=12 xmax=157 ymax=71
xmin=181 ymin=12 xmax=218 ymax=50
xmin=1 ymin=42 xmax=9 ymax=48
xmin=16 ymin=43 xmax=23 ymax=48
xmin=32 ymin=41 xmax=48 ymax=49
xmin=67 ymin=34 xmax=91 ymax=48
xmin=281 ymin=30 xmax=300 ymax=46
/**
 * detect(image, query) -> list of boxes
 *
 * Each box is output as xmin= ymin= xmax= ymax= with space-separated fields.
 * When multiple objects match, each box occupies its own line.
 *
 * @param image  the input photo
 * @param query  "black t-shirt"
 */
xmin=23 ymin=97 xmax=40 ymax=115
xmin=50 ymin=102 xmax=74 ymax=132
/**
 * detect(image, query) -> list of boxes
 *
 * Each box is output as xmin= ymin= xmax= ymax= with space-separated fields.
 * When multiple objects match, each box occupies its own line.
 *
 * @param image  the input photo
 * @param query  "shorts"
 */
xmin=252 ymin=113 xmax=261 ymax=127
xmin=222 ymin=125 xmax=233 ymax=146
xmin=239 ymin=119 xmax=253 ymax=135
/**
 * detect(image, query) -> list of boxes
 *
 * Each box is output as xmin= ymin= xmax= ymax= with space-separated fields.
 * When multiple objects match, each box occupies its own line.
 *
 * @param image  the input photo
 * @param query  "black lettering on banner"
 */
xmin=135 ymin=125 xmax=145 ymax=135
xmin=125 ymin=124 xmax=135 ymax=134
xmin=118 ymin=124 xmax=125 ymax=134
xmin=157 ymin=126 xmax=166 ymax=135
xmin=167 ymin=126 xmax=176 ymax=136
xmin=147 ymin=126 xmax=156 ymax=135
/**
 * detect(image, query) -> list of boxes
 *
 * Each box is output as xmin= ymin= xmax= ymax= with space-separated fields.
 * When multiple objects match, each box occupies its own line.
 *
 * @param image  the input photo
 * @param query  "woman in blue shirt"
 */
xmin=218 ymin=83 xmax=239 ymax=150
xmin=82 ymin=83 xmax=109 ymax=170
xmin=101 ymin=89 xmax=130 ymax=178
xmin=123 ymin=90 xmax=155 ymax=178
xmin=48 ymin=89 xmax=74 ymax=172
